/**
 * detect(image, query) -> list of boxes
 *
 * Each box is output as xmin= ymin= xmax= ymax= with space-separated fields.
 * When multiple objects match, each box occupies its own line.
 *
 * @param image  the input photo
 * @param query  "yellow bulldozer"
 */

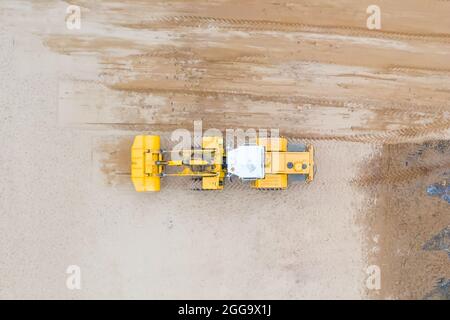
xmin=131 ymin=135 xmax=314 ymax=191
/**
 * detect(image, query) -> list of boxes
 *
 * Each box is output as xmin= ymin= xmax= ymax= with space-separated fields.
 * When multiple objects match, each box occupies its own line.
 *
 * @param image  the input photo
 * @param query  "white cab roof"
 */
xmin=227 ymin=145 xmax=265 ymax=179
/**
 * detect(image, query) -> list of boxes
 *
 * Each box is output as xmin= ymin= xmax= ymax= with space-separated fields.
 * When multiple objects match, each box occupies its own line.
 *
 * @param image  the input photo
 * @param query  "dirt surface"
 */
xmin=0 ymin=0 xmax=449 ymax=299
xmin=360 ymin=141 xmax=450 ymax=299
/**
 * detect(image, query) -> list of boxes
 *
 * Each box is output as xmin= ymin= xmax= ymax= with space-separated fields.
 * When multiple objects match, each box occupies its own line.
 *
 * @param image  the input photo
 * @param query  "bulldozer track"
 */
xmin=289 ymin=119 xmax=450 ymax=144
xmin=113 ymin=49 xmax=450 ymax=79
xmin=388 ymin=65 xmax=450 ymax=75
xmin=110 ymin=83 xmax=350 ymax=108
xmin=121 ymin=15 xmax=450 ymax=44
xmin=353 ymin=141 xmax=450 ymax=187
xmin=110 ymin=83 xmax=450 ymax=115
xmin=352 ymin=162 xmax=450 ymax=186
xmin=86 ymin=118 xmax=450 ymax=145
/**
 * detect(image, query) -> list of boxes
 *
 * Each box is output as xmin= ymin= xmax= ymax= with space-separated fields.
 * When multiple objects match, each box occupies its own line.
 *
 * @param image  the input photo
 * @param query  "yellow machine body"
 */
xmin=131 ymin=135 xmax=225 ymax=192
xmin=131 ymin=135 xmax=163 ymax=192
xmin=131 ymin=135 xmax=313 ymax=192
xmin=252 ymin=137 xmax=314 ymax=189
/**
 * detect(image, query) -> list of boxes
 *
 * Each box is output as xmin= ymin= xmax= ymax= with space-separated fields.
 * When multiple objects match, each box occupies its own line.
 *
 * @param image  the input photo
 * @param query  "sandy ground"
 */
xmin=362 ymin=141 xmax=450 ymax=299
xmin=0 ymin=0 xmax=449 ymax=299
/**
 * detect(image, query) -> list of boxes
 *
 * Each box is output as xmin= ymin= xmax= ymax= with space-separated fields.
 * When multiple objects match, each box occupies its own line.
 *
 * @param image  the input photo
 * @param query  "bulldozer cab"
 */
xmin=226 ymin=145 xmax=265 ymax=180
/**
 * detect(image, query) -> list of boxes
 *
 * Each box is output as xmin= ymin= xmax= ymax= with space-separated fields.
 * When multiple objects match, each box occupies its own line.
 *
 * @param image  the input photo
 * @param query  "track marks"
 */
xmin=121 ymin=15 xmax=450 ymax=43
xmin=354 ymin=141 xmax=450 ymax=186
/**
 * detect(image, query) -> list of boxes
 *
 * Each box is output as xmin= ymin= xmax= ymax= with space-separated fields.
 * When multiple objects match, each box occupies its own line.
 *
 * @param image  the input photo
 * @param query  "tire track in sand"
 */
xmin=120 ymin=15 xmax=450 ymax=44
